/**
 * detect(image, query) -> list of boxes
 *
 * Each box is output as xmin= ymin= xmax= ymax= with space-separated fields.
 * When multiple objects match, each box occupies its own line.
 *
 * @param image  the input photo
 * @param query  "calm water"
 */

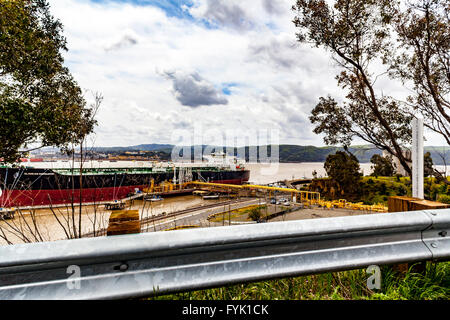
xmin=246 ymin=162 xmax=374 ymax=185
xmin=247 ymin=162 xmax=449 ymax=184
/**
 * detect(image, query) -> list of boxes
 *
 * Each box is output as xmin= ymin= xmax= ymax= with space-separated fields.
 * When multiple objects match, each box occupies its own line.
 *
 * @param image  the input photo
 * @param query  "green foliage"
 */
xmin=438 ymin=194 xmax=450 ymax=204
xmin=293 ymin=0 xmax=450 ymax=170
xmin=377 ymin=182 xmax=388 ymax=194
xmin=248 ymin=207 xmax=262 ymax=222
xmin=373 ymin=263 xmax=450 ymax=300
xmin=370 ymin=154 xmax=395 ymax=177
xmin=0 ymin=0 xmax=97 ymax=162
xmin=392 ymin=0 xmax=450 ymax=145
xmin=424 ymin=152 xmax=434 ymax=177
xmin=313 ymin=173 xmax=448 ymax=205
xmin=357 ymin=176 xmax=450 ymax=204
xmin=275 ymin=145 xmax=382 ymax=163
xmin=324 ymin=151 xmax=362 ymax=195
xmin=359 ymin=176 xmax=411 ymax=204
xmin=293 ymin=0 xmax=413 ymax=176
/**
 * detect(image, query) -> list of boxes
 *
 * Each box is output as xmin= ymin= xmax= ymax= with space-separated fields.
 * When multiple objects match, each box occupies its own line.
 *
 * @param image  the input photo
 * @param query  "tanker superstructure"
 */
xmin=0 ymin=153 xmax=250 ymax=207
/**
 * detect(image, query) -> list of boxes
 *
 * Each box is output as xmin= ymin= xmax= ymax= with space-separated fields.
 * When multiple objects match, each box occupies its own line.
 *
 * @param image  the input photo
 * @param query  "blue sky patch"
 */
xmin=221 ymin=83 xmax=239 ymax=95
xmin=90 ymin=0 xmax=194 ymax=19
xmin=89 ymin=0 xmax=221 ymax=29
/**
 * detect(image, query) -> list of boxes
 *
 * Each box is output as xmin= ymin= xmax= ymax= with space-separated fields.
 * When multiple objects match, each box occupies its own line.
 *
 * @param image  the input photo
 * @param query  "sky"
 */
xmin=47 ymin=0 xmax=448 ymax=148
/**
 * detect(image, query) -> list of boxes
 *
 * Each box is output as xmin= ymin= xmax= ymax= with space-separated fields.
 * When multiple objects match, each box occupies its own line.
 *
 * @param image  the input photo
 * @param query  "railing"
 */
xmin=186 ymin=181 xmax=321 ymax=203
xmin=0 ymin=209 xmax=449 ymax=300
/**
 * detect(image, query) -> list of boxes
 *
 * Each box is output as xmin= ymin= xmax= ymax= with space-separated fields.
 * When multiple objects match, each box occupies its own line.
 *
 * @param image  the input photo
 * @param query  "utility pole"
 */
xmin=412 ymin=118 xmax=424 ymax=199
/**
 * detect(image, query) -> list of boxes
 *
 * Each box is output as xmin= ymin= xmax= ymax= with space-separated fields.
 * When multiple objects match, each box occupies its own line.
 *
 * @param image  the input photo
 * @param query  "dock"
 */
xmin=104 ymin=201 xmax=126 ymax=210
xmin=148 ymin=188 xmax=195 ymax=197
xmin=0 ymin=208 xmax=16 ymax=220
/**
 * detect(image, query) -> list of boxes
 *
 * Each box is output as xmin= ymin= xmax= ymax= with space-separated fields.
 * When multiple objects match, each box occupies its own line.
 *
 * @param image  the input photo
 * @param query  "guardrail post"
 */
xmin=107 ymin=210 xmax=141 ymax=236
xmin=388 ymin=196 xmax=450 ymax=274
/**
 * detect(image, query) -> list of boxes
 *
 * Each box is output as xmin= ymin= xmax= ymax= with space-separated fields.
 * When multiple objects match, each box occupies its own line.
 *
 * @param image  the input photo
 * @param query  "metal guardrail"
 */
xmin=0 ymin=209 xmax=449 ymax=300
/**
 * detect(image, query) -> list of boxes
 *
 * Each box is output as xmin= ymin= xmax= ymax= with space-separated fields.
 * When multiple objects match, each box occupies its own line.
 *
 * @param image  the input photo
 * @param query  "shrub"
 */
xmin=378 ymin=182 xmax=388 ymax=195
xmin=397 ymin=185 xmax=407 ymax=196
xmin=438 ymin=194 xmax=450 ymax=204
xmin=248 ymin=208 xmax=262 ymax=222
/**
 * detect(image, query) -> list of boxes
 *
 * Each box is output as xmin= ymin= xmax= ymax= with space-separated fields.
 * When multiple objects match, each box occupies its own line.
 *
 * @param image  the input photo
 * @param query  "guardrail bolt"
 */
xmin=430 ymin=243 xmax=438 ymax=248
xmin=114 ymin=263 xmax=129 ymax=272
xmin=438 ymin=231 xmax=447 ymax=237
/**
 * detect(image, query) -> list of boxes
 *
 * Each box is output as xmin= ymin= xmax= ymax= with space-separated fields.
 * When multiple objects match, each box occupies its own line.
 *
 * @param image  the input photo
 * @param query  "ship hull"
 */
xmin=0 ymin=167 xmax=250 ymax=207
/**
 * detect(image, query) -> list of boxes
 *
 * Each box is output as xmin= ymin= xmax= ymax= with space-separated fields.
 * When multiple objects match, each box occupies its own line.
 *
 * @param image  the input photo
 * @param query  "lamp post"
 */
xmin=412 ymin=118 xmax=424 ymax=199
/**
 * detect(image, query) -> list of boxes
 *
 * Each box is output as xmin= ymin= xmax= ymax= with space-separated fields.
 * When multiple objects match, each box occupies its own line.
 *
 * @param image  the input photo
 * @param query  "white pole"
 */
xmin=412 ymin=118 xmax=424 ymax=199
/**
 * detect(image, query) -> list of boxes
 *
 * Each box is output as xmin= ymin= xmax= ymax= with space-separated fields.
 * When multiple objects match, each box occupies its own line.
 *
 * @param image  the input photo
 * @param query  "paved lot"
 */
xmin=141 ymin=202 xmax=378 ymax=232
xmin=141 ymin=198 xmax=262 ymax=232
xmin=270 ymin=207 xmax=377 ymax=222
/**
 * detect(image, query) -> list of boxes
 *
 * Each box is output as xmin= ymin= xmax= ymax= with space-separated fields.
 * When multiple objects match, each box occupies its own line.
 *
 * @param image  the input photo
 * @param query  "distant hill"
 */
xmin=425 ymin=146 xmax=450 ymax=166
xmin=92 ymin=144 xmax=173 ymax=153
xmin=234 ymin=145 xmax=382 ymax=163
xmin=131 ymin=144 xmax=174 ymax=152
xmin=80 ymin=144 xmax=450 ymax=165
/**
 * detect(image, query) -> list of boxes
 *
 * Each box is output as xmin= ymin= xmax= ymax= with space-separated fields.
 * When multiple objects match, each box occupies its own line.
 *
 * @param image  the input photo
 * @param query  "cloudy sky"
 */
xmin=48 ymin=0 xmax=446 ymax=148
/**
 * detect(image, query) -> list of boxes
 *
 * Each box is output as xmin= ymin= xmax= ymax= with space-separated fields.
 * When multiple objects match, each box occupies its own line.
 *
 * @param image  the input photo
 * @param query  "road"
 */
xmin=141 ymin=198 xmax=264 ymax=232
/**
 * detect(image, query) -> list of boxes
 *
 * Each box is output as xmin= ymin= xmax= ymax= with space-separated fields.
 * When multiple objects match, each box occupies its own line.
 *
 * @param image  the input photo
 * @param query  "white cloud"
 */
xmin=190 ymin=0 xmax=253 ymax=31
xmin=162 ymin=70 xmax=228 ymax=107
xmin=47 ymin=0 xmax=331 ymax=147
xmin=46 ymin=0 xmax=443 ymax=148
xmin=105 ymin=34 xmax=139 ymax=52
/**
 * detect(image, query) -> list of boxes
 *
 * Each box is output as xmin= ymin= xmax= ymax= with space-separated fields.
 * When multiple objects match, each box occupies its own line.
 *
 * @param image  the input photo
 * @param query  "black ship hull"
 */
xmin=0 ymin=166 xmax=250 ymax=207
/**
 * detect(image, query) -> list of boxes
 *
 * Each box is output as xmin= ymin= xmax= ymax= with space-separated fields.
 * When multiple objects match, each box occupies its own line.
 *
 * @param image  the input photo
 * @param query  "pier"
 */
xmin=184 ymin=181 xmax=321 ymax=204
xmin=0 ymin=208 xmax=15 ymax=220
xmin=104 ymin=201 xmax=126 ymax=210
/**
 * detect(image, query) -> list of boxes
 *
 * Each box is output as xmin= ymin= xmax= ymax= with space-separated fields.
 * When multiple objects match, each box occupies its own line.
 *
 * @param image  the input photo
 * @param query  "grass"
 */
xmin=360 ymin=176 xmax=412 ymax=205
xmin=148 ymin=262 xmax=450 ymax=300
xmin=208 ymin=205 xmax=267 ymax=222
xmin=312 ymin=175 xmax=450 ymax=205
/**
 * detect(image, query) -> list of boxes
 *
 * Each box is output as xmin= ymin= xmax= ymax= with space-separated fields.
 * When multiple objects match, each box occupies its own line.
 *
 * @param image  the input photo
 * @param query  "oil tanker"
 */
xmin=0 ymin=153 xmax=250 ymax=207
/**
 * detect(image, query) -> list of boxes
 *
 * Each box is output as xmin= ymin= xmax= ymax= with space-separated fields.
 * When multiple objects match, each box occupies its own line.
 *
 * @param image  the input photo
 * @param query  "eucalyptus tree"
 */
xmin=324 ymin=151 xmax=362 ymax=195
xmin=370 ymin=154 xmax=396 ymax=177
xmin=293 ymin=0 xmax=413 ymax=175
xmin=0 ymin=0 xmax=97 ymax=163
xmin=293 ymin=0 xmax=449 ymax=178
xmin=391 ymin=0 xmax=449 ymax=146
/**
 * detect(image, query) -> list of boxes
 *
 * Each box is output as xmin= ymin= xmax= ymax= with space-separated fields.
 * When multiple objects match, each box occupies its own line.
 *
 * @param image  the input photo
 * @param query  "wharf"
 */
xmin=148 ymin=188 xmax=195 ymax=197
xmin=0 ymin=208 xmax=16 ymax=220
xmin=104 ymin=201 xmax=126 ymax=210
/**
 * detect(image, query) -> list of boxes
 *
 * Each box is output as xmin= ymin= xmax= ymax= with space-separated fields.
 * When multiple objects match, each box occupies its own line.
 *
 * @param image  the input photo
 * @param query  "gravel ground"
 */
xmin=269 ymin=206 xmax=378 ymax=222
